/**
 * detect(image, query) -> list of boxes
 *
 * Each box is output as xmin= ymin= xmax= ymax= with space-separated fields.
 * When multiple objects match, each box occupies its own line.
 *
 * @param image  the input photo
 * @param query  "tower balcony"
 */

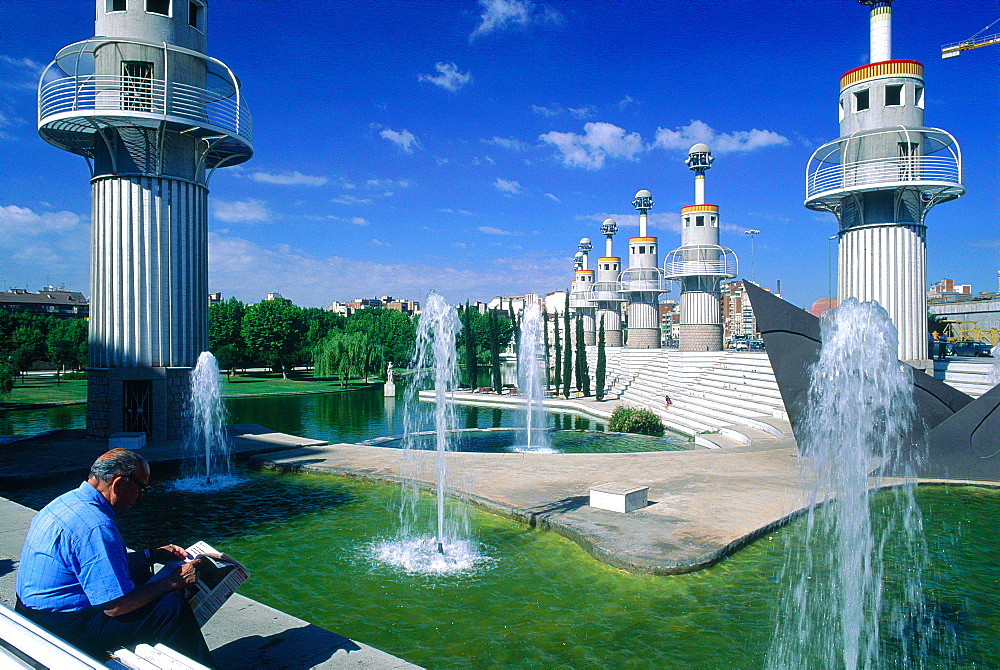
xmin=568 ymin=291 xmax=592 ymax=309
xmin=38 ymin=39 xmax=252 ymax=168
xmin=663 ymin=246 xmax=737 ymax=280
xmin=591 ymin=281 xmax=625 ymax=302
xmin=805 ymin=127 xmax=963 ymax=211
xmin=619 ymin=267 xmax=667 ymax=294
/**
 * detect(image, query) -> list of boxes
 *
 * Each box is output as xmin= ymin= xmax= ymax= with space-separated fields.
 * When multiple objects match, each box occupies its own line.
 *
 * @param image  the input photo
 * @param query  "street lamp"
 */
xmin=744 ymin=229 xmax=761 ymax=283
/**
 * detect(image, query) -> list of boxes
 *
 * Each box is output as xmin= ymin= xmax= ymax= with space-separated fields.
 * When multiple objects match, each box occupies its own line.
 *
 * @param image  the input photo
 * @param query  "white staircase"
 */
xmin=589 ymin=348 xmax=792 ymax=447
xmin=934 ymin=359 xmax=998 ymax=398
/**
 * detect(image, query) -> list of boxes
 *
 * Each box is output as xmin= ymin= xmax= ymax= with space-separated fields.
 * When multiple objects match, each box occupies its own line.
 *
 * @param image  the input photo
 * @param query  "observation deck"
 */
xmin=663 ymin=246 xmax=737 ymax=280
xmin=38 ymin=39 xmax=252 ymax=169
xmin=805 ymin=127 xmax=963 ymax=212
xmin=619 ymin=267 xmax=668 ymax=294
xmin=568 ymin=290 xmax=593 ymax=308
xmin=591 ymin=282 xmax=625 ymax=302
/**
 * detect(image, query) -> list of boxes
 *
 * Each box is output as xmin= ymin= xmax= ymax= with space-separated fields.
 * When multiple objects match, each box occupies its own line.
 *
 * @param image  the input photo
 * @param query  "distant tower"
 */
xmin=592 ymin=219 xmax=624 ymax=347
xmin=38 ymin=0 xmax=253 ymax=439
xmin=620 ymin=190 xmax=665 ymax=348
xmin=569 ymin=238 xmax=596 ymax=345
xmin=806 ymin=0 xmax=963 ymax=368
xmin=664 ymin=144 xmax=736 ymax=351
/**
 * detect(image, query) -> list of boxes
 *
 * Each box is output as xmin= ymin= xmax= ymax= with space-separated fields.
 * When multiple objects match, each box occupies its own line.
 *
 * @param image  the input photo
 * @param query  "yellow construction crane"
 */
xmin=942 ymin=17 xmax=1000 ymax=58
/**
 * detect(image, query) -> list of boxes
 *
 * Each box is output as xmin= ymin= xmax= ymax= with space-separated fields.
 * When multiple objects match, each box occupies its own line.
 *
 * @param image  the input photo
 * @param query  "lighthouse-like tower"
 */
xmin=569 ymin=238 xmax=596 ymax=345
xmin=620 ymin=190 xmax=665 ymax=348
xmin=806 ymin=0 xmax=963 ymax=368
xmin=592 ymin=219 xmax=624 ymax=347
xmin=39 ymin=0 xmax=253 ymax=439
xmin=664 ymin=144 xmax=736 ymax=351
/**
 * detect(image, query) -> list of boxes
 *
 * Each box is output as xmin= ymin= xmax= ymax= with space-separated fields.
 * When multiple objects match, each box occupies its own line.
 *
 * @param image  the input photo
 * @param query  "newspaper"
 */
xmin=152 ymin=540 xmax=250 ymax=627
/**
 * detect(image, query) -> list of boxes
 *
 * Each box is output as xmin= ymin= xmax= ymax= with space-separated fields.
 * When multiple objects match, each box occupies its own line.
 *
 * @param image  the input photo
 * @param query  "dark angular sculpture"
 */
xmin=743 ymin=281 xmax=999 ymax=481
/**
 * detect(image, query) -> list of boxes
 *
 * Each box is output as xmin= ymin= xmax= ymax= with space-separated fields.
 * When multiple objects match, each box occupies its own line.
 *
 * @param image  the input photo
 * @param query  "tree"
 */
xmin=575 ymin=313 xmax=590 ymax=396
xmin=596 ymin=315 xmax=607 ymax=401
xmin=345 ymin=308 xmax=415 ymax=366
xmin=0 ymin=360 xmax=14 ymax=399
xmin=241 ymin=299 xmax=306 ymax=378
xmin=542 ymin=309 xmax=551 ymax=390
xmin=562 ymin=292 xmax=572 ymax=398
xmin=46 ymin=319 xmax=86 ymax=384
xmin=488 ymin=308 xmax=503 ymax=393
xmin=209 ymin=297 xmax=245 ymax=352
xmin=552 ymin=308 xmax=562 ymax=392
xmin=509 ymin=299 xmax=520 ymax=356
xmin=463 ymin=302 xmax=479 ymax=388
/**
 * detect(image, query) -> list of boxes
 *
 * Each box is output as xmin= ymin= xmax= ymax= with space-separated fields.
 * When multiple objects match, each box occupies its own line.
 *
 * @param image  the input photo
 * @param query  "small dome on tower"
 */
xmin=574 ymin=251 xmax=584 ymax=259
xmin=579 ymin=237 xmax=591 ymax=246
xmin=634 ymin=189 xmax=652 ymax=199
xmin=689 ymin=143 xmax=710 ymax=155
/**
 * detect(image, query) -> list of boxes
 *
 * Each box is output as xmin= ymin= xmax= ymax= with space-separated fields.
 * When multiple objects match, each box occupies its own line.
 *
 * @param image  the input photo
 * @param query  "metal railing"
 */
xmin=619 ymin=267 xmax=667 ymax=293
xmin=663 ymin=246 xmax=737 ymax=279
xmin=806 ymin=154 xmax=960 ymax=198
xmin=591 ymin=282 xmax=624 ymax=301
xmin=39 ymin=74 xmax=252 ymax=144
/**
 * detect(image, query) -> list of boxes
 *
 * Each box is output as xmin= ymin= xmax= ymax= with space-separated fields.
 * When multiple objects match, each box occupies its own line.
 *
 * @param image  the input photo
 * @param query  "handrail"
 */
xmin=39 ymin=74 xmax=252 ymax=144
xmin=806 ymin=154 xmax=961 ymax=199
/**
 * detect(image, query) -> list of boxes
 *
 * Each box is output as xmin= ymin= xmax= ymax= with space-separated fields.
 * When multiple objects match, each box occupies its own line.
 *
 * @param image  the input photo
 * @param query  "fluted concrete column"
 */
xmin=839 ymin=223 xmax=927 ymax=362
xmin=679 ymin=291 xmax=723 ymax=351
xmin=90 ymin=176 xmax=209 ymax=368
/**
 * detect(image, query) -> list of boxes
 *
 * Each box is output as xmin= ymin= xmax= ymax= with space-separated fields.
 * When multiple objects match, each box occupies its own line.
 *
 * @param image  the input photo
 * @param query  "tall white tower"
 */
xmin=620 ymin=190 xmax=665 ymax=348
xmin=664 ymin=144 xmax=736 ymax=351
xmin=569 ymin=238 xmax=596 ymax=345
xmin=39 ymin=0 xmax=253 ymax=439
xmin=592 ymin=219 xmax=625 ymax=347
xmin=806 ymin=0 xmax=963 ymax=368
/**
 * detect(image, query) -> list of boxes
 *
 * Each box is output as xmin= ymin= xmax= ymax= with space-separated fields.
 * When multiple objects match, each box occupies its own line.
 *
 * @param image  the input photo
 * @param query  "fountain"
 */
xmin=513 ymin=303 xmax=555 ymax=453
xmin=374 ymin=293 xmax=485 ymax=573
xmin=767 ymin=299 xmax=949 ymax=669
xmin=174 ymin=351 xmax=243 ymax=492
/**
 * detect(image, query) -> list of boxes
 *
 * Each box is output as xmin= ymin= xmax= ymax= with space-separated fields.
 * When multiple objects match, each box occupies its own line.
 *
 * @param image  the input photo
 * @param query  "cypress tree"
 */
xmin=576 ymin=313 xmax=590 ymax=396
xmin=543 ymin=308 xmax=551 ymax=390
xmin=596 ymin=315 xmax=606 ymax=401
xmin=464 ymin=301 xmax=478 ymax=388
xmin=552 ymin=308 xmax=562 ymax=392
xmin=562 ymin=292 xmax=572 ymax=398
xmin=489 ymin=308 xmax=502 ymax=393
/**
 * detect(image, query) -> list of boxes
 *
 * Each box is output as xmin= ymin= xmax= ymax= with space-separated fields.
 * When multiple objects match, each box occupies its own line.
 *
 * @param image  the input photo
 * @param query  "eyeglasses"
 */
xmin=122 ymin=473 xmax=150 ymax=495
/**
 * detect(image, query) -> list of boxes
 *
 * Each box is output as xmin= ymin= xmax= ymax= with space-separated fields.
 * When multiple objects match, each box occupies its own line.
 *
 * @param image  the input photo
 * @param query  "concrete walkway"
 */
xmin=252 ymin=436 xmax=807 ymax=574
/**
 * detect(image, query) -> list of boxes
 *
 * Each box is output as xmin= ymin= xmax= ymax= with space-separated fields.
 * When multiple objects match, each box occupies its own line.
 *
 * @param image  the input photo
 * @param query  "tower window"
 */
xmin=915 ymin=86 xmax=924 ymax=109
xmin=839 ymin=97 xmax=845 ymax=122
xmin=854 ymin=88 xmax=870 ymax=112
xmin=711 ymin=216 xmax=717 ymax=227
xmin=121 ymin=61 xmax=154 ymax=111
xmin=107 ymin=0 xmax=127 ymax=11
xmin=885 ymin=84 xmax=903 ymax=106
xmin=146 ymin=0 xmax=170 ymax=16
xmin=696 ymin=216 xmax=705 ymax=226
xmin=189 ymin=1 xmax=203 ymax=28
xmin=639 ymin=246 xmax=645 ymax=254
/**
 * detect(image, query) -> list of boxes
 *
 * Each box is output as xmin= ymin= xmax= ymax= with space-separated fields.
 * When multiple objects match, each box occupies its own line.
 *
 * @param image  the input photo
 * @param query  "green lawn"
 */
xmin=1 ymin=371 xmax=380 ymax=407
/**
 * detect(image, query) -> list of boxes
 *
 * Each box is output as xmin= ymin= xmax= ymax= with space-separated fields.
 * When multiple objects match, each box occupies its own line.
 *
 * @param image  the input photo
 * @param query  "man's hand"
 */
xmin=168 ymin=556 xmax=203 ymax=591
xmin=151 ymin=544 xmax=189 ymax=564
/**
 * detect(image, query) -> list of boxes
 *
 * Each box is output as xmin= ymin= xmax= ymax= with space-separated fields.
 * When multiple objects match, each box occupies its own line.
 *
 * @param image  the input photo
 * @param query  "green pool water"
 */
xmin=6 ymin=470 xmax=998 ymax=668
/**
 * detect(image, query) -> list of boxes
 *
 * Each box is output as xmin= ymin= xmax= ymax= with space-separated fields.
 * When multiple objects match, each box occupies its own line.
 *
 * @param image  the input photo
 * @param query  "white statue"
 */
xmin=386 ymin=362 xmax=394 ymax=383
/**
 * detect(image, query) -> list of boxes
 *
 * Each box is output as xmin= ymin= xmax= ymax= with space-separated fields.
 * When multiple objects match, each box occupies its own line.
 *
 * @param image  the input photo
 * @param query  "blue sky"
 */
xmin=1 ymin=0 xmax=998 ymax=310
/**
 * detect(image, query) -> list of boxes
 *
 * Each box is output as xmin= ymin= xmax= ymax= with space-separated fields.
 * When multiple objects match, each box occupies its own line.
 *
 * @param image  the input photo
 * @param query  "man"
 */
xmin=15 ymin=448 xmax=215 ymax=666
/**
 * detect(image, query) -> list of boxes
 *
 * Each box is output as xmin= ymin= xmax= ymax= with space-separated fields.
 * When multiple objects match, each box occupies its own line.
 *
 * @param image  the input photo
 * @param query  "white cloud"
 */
xmin=494 ymin=178 xmax=522 ymax=195
xmin=544 ymin=193 xmax=560 ymax=203
xmin=418 ymin=62 xmax=473 ymax=92
xmin=652 ymin=120 xmax=788 ymax=153
xmin=366 ymin=179 xmax=410 ymax=189
xmin=532 ymin=104 xmax=562 ymax=117
xmin=0 ymin=205 xmax=80 ymax=234
xmin=540 ymin=122 xmax=643 ymax=169
xmin=0 ymin=55 xmax=44 ymax=91
xmin=470 ymin=0 xmax=561 ymax=40
xmin=380 ymin=128 xmax=420 ymax=154
xmin=372 ymin=238 xmax=389 ymax=246
xmin=486 ymin=136 xmax=528 ymax=151
xmin=618 ymin=95 xmax=636 ymax=110
xmin=478 ymin=226 xmax=514 ymax=235
xmin=212 ymin=199 xmax=271 ymax=223
xmin=568 ymin=105 xmax=596 ymax=119
xmin=439 ymin=208 xmax=475 ymax=215
xmin=250 ymin=171 xmax=328 ymax=186
xmin=333 ymin=195 xmax=373 ymax=205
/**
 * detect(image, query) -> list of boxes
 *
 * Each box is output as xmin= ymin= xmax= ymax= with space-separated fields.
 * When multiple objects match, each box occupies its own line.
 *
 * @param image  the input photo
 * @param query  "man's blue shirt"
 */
xmin=16 ymin=481 xmax=134 ymax=612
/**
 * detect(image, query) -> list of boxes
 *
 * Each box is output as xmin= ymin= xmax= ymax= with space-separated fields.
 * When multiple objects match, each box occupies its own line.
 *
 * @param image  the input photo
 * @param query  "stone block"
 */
xmin=110 ymin=432 xmax=146 ymax=449
xmin=589 ymin=482 xmax=649 ymax=513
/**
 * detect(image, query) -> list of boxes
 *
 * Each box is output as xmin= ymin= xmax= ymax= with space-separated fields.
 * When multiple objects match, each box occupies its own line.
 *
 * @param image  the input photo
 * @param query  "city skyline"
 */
xmin=1 ymin=0 xmax=997 ymax=310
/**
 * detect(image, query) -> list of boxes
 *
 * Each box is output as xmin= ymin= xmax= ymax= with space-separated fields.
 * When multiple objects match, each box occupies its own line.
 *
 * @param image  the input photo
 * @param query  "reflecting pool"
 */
xmin=367 ymin=428 xmax=689 ymax=453
xmin=4 ymin=470 xmax=998 ymax=669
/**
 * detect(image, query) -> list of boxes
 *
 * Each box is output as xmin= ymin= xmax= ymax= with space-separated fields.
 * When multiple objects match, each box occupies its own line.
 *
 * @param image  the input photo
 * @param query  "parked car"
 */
xmin=749 ymin=341 xmax=765 ymax=351
xmin=949 ymin=341 xmax=993 ymax=357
